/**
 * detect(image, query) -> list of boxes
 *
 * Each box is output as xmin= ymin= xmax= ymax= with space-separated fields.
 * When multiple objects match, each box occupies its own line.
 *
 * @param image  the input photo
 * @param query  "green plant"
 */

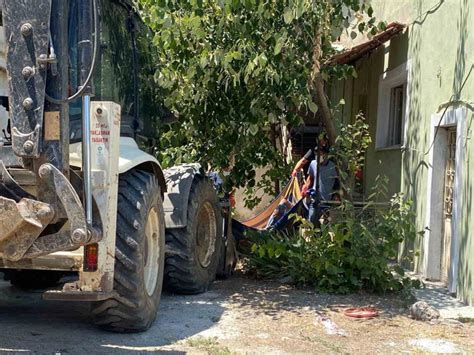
xmin=135 ymin=0 xmax=384 ymax=202
xmin=186 ymin=337 xmax=232 ymax=355
xmin=333 ymin=112 xmax=372 ymax=197
xmin=247 ymin=191 xmax=422 ymax=294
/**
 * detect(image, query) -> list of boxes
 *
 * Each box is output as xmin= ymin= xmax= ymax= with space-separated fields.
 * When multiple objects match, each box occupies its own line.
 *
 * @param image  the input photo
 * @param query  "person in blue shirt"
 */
xmin=301 ymin=144 xmax=338 ymax=224
xmin=291 ymin=135 xmax=330 ymax=178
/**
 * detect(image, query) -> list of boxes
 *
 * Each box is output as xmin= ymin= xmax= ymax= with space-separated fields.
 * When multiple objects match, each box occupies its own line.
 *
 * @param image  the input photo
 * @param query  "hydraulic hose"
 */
xmin=45 ymin=0 xmax=99 ymax=104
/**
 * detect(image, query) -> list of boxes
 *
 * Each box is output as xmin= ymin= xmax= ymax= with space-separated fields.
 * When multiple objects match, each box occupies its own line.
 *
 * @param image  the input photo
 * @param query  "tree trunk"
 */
xmin=310 ymin=27 xmax=353 ymax=201
xmin=270 ymin=123 xmax=280 ymax=194
xmin=311 ymin=29 xmax=338 ymax=146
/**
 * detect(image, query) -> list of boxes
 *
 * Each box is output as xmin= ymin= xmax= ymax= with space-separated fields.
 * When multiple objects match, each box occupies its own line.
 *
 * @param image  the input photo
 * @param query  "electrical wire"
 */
xmin=424 ymin=64 xmax=473 ymax=155
xmin=410 ymin=0 xmax=445 ymax=26
xmin=45 ymin=0 xmax=99 ymax=104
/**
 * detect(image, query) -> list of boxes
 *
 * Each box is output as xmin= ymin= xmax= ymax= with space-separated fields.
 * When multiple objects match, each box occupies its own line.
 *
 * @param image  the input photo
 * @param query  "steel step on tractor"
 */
xmin=0 ymin=0 xmax=237 ymax=332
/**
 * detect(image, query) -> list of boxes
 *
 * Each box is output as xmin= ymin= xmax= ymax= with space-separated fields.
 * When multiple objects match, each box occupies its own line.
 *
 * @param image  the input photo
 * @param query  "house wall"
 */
xmin=330 ymin=31 xmax=408 ymax=198
xmin=332 ymin=0 xmax=474 ymax=304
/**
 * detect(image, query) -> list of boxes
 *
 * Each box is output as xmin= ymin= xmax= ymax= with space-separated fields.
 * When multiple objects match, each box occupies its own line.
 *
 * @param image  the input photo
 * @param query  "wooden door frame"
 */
xmin=424 ymin=107 xmax=466 ymax=293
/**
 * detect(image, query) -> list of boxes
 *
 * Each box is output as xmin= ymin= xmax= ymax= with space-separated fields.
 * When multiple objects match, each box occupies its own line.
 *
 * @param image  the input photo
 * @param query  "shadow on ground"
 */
xmin=0 ymin=273 xmax=473 ymax=353
xmin=226 ymin=274 xmax=411 ymax=320
xmin=0 ymin=272 xmax=226 ymax=354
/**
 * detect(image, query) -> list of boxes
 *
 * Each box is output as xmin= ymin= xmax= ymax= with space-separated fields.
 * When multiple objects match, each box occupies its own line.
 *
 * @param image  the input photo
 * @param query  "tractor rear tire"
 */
xmin=92 ymin=170 xmax=165 ymax=333
xmin=4 ymin=270 xmax=63 ymax=290
xmin=164 ymin=176 xmax=222 ymax=294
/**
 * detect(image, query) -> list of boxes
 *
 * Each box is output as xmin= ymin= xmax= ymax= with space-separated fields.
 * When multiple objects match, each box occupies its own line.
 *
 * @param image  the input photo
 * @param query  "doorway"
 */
xmin=425 ymin=107 xmax=466 ymax=293
xmin=441 ymin=128 xmax=456 ymax=284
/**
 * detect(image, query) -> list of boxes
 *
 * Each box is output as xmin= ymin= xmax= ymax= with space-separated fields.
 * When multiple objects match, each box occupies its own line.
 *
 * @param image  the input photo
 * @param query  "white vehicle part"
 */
xmin=84 ymin=102 xmax=121 ymax=293
xmin=70 ymin=137 xmax=162 ymax=176
xmin=71 ymin=136 xmax=166 ymax=194
xmin=74 ymin=140 xmax=203 ymax=229
xmin=62 ymin=102 xmax=122 ymax=294
xmin=163 ymin=163 xmax=202 ymax=229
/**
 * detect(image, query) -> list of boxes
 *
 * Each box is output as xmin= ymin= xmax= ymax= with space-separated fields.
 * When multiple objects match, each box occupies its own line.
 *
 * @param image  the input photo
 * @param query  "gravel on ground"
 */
xmin=0 ymin=273 xmax=472 ymax=354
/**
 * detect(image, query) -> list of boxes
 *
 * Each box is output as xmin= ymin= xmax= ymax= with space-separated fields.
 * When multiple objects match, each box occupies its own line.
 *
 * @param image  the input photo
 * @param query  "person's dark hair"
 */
xmin=317 ymin=140 xmax=330 ymax=153
xmin=320 ymin=145 xmax=330 ymax=153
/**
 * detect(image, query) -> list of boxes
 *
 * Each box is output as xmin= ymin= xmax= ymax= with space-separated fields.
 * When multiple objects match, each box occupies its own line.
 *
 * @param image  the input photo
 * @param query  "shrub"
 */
xmin=247 ymin=192 xmax=422 ymax=294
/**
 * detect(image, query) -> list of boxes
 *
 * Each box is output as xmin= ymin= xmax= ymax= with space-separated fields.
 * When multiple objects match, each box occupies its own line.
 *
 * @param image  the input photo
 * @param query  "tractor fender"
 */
xmin=70 ymin=137 xmax=167 ymax=196
xmin=116 ymin=138 xmax=166 ymax=195
xmin=162 ymin=163 xmax=203 ymax=229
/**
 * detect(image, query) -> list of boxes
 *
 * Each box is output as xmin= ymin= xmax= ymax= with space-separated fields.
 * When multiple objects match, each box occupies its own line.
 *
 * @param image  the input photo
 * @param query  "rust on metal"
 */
xmin=44 ymin=111 xmax=61 ymax=141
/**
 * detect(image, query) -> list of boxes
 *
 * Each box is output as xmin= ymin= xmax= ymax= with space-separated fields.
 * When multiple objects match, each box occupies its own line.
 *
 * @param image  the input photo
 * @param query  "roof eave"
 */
xmin=327 ymin=22 xmax=406 ymax=66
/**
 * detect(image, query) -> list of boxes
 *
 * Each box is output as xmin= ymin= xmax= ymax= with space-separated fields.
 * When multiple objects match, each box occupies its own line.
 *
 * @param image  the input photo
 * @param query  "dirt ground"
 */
xmin=0 ymin=273 xmax=473 ymax=354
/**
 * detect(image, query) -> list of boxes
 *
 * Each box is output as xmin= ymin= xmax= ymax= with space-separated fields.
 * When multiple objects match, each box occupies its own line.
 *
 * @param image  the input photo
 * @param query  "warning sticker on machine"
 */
xmin=91 ymin=123 xmax=110 ymax=143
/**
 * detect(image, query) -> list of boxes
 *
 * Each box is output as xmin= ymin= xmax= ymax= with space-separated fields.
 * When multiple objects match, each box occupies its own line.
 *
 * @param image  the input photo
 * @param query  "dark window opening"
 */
xmin=388 ymin=84 xmax=405 ymax=146
xmin=68 ymin=0 xmax=166 ymax=142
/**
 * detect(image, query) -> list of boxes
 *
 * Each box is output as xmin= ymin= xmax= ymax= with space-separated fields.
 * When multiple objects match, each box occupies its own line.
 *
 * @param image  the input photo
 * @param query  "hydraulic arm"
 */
xmin=0 ymin=0 xmax=100 ymax=261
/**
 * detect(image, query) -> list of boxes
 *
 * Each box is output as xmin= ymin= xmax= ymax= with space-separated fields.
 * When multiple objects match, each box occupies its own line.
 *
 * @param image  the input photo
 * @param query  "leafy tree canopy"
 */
xmin=136 ymin=0 xmax=382 ymax=199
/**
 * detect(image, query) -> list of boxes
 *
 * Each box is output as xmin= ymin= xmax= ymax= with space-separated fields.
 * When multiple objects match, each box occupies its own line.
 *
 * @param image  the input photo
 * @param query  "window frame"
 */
xmin=375 ymin=61 xmax=410 ymax=150
xmin=387 ymin=84 xmax=405 ymax=147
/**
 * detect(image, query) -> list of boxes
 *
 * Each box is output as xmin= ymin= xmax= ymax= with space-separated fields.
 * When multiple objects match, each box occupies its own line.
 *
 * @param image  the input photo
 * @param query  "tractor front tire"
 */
xmin=165 ymin=176 xmax=222 ymax=294
xmin=92 ymin=170 xmax=165 ymax=333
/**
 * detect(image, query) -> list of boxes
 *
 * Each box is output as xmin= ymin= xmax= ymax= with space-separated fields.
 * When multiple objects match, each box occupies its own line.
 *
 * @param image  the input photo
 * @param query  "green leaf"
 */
xmin=276 ymin=99 xmax=285 ymax=111
xmin=249 ymin=124 xmax=259 ymax=135
xmin=137 ymin=0 xmax=387 ymax=211
xmin=200 ymin=55 xmax=208 ymax=68
xmin=274 ymin=41 xmax=283 ymax=55
xmin=283 ymin=7 xmax=294 ymax=24
xmin=251 ymin=243 xmax=258 ymax=253
xmin=295 ymin=1 xmax=305 ymax=18
xmin=308 ymin=101 xmax=318 ymax=114
xmin=269 ymin=112 xmax=277 ymax=123
xmin=367 ymin=6 xmax=374 ymax=17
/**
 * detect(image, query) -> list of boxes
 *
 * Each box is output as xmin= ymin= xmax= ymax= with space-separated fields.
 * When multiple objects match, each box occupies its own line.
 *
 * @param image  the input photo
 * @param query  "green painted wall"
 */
xmin=331 ymin=0 xmax=474 ymax=304
xmin=330 ymin=31 xmax=409 ymax=198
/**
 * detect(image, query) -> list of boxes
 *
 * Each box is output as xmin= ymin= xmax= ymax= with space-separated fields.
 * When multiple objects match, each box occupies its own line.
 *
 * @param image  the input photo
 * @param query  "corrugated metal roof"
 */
xmin=327 ymin=22 xmax=406 ymax=66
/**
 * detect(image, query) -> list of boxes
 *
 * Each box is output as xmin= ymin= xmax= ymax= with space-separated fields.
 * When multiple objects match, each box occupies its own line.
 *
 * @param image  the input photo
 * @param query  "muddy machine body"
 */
xmin=0 ymin=0 xmax=236 ymax=332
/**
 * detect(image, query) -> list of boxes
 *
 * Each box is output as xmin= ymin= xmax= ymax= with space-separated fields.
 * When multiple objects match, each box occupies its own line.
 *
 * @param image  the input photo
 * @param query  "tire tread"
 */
xmin=164 ymin=177 xmax=222 ymax=294
xmin=91 ymin=170 xmax=165 ymax=333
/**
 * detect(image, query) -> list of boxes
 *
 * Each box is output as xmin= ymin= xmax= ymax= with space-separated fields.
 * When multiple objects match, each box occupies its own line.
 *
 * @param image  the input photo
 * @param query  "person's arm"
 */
xmin=291 ymin=148 xmax=314 ymax=176
xmin=291 ymin=157 xmax=309 ymax=177
xmin=301 ymin=174 xmax=313 ymax=197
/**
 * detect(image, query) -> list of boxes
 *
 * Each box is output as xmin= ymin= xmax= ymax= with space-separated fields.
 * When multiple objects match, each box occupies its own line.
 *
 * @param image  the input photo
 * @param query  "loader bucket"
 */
xmin=0 ymin=197 xmax=54 ymax=261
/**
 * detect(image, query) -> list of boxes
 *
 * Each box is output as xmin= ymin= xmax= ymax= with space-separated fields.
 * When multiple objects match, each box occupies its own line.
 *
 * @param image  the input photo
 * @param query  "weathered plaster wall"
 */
xmin=330 ymin=31 xmax=408 ymax=198
xmin=392 ymin=0 xmax=472 ymax=304
xmin=332 ymin=0 xmax=474 ymax=304
xmin=399 ymin=0 xmax=473 ymax=305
